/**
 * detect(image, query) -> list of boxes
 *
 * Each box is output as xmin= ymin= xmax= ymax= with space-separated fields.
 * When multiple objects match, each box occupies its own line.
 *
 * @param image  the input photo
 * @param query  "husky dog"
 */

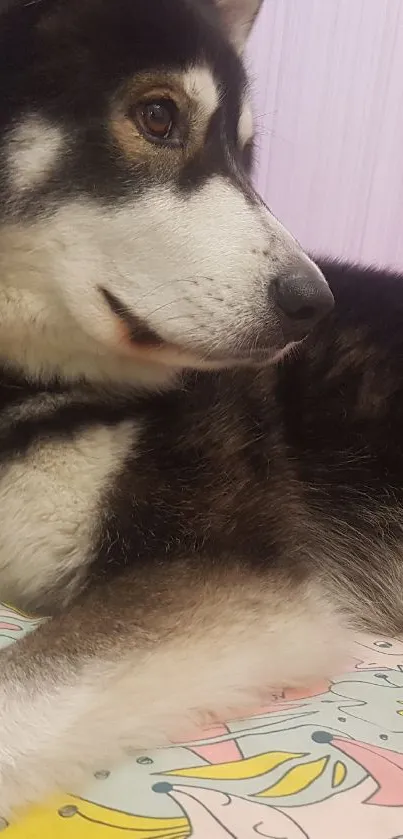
xmin=0 ymin=0 xmax=402 ymax=818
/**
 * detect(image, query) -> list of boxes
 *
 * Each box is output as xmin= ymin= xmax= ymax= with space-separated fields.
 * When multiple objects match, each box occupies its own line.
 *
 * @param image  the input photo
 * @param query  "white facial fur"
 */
xmin=0 ymin=59 xmax=326 ymax=387
xmin=183 ymin=65 xmax=220 ymax=116
xmin=238 ymin=97 xmax=253 ymax=147
xmin=6 ymin=115 xmax=65 ymax=193
xmin=0 ymin=174 xmax=320 ymax=384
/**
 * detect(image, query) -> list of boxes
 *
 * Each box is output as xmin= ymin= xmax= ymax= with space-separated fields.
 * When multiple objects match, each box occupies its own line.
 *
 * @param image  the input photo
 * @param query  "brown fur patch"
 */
xmin=110 ymin=69 xmax=218 ymax=170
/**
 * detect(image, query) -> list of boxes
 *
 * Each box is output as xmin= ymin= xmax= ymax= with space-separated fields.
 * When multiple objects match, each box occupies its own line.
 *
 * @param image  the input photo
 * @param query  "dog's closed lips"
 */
xmin=99 ymin=286 xmax=163 ymax=348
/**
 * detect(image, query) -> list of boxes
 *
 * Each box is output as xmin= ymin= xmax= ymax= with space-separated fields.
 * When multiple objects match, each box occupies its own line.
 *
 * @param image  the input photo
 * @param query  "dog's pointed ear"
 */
xmin=215 ymin=0 xmax=263 ymax=51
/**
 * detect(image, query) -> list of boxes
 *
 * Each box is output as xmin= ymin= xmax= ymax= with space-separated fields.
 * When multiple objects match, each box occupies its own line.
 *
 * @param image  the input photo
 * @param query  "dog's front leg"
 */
xmin=0 ymin=567 xmax=349 ymax=819
xmin=0 ymin=572 xmax=202 ymax=818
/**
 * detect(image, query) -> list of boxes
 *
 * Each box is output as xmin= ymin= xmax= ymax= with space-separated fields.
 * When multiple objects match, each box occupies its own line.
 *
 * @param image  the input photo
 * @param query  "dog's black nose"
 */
xmin=274 ymin=263 xmax=334 ymax=334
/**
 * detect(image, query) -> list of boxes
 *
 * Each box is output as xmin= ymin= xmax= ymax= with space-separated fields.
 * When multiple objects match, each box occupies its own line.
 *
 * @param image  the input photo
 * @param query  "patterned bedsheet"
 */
xmin=1 ymin=604 xmax=403 ymax=838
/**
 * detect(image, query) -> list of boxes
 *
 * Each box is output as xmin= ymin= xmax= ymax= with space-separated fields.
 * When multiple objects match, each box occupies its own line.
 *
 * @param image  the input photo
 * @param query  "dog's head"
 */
xmin=0 ymin=0 xmax=333 ymax=384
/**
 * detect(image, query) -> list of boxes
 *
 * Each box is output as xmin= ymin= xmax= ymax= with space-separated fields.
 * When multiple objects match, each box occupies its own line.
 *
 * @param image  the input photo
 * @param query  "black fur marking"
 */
xmin=0 ymin=0 xmax=249 ymax=214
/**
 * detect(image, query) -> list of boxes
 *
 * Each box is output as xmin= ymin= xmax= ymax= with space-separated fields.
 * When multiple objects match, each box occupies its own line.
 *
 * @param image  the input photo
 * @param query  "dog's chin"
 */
xmin=114 ymin=336 xmax=298 ymax=372
xmin=95 ymin=287 xmax=299 ymax=372
xmin=95 ymin=287 xmax=301 ymax=372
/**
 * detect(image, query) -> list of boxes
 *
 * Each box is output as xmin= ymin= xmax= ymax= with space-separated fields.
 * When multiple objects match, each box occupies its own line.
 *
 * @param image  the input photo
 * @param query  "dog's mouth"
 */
xmin=99 ymin=286 xmax=292 ymax=368
xmin=99 ymin=287 xmax=164 ymax=349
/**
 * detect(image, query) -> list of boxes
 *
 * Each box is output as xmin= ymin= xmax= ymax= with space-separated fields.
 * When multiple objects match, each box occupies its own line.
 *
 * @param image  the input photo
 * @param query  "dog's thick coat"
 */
xmin=0 ymin=0 xmax=401 ymax=819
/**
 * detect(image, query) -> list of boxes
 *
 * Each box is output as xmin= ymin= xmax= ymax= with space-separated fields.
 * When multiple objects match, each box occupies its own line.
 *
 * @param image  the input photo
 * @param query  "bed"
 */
xmin=1 ymin=603 xmax=402 ymax=838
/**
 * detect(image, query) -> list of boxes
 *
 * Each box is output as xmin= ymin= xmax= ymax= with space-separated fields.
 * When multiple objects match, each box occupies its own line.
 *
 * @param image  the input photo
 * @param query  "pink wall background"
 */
xmin=246 ymin=0 xmax=403 ymax=269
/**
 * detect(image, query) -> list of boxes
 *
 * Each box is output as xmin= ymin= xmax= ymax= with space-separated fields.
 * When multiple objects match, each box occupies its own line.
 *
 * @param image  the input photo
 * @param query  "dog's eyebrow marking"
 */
xmin=183 ymin=66 xmax=220 ymax=118
xmin=238 ymin=99 xmax=253 ymax=147
xmin=7 ymin=115 xmax=65 ymax=191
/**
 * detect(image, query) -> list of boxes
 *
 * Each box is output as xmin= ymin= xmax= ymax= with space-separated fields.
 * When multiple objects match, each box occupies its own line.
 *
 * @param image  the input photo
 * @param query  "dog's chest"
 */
xmin=0 ymin=421 xmax=134 ymax=612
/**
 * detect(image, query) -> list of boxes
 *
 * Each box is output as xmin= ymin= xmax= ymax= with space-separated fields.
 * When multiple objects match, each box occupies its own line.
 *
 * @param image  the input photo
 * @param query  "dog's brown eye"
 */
xmin=134 ymin=99 xmax=180 ymax=145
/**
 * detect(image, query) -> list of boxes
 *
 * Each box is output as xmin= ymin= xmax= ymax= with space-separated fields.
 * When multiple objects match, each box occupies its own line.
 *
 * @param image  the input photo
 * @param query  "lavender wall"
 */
xmin=246 ymin=0 xmax=403 ymax=269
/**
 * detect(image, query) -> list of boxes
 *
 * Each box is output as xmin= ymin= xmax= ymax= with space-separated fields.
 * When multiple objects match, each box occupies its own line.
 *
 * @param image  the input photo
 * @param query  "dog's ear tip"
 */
xmin=214 ymin=0 xmax=264 ymax=52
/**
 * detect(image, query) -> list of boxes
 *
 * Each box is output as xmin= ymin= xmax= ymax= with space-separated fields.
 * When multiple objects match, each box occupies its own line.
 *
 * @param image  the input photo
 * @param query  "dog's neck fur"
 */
xmin=0 ymin=282 xmax=176 ymax=389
